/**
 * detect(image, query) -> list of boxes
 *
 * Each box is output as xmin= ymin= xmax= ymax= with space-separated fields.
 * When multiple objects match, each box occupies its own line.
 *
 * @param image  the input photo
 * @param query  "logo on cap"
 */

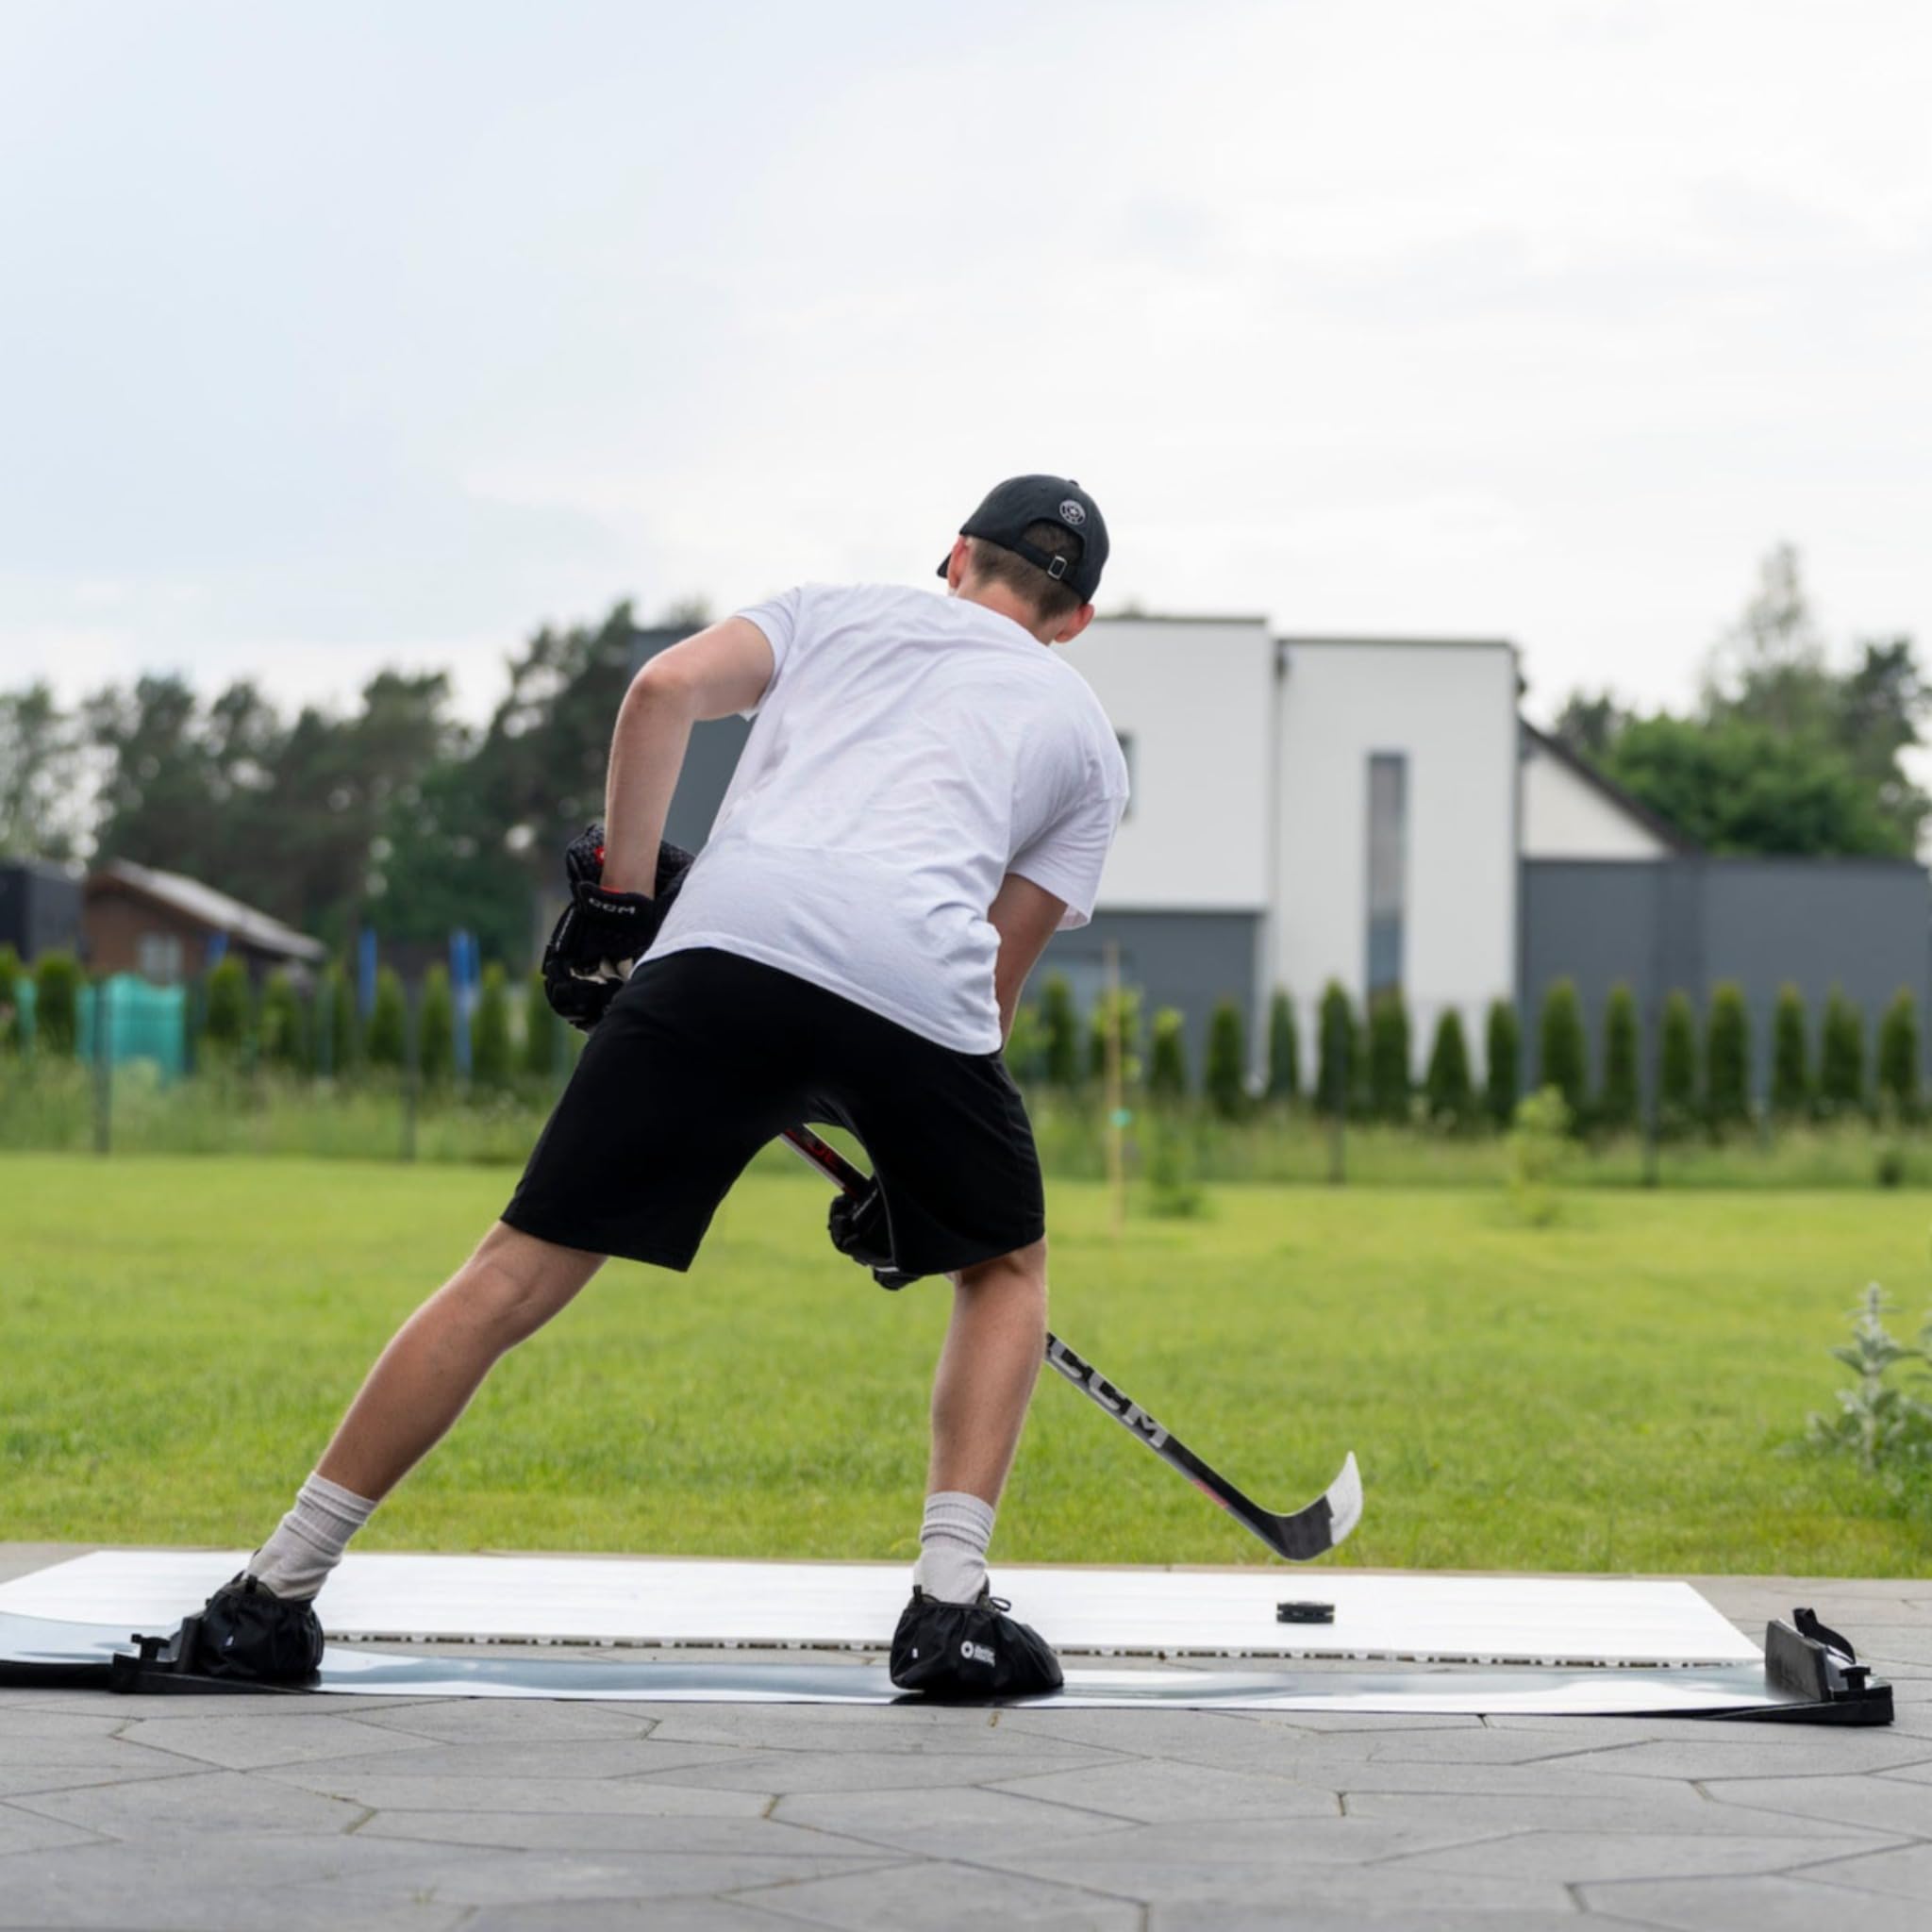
xmin=1058 ymin=499 xmax=1087 ymax=528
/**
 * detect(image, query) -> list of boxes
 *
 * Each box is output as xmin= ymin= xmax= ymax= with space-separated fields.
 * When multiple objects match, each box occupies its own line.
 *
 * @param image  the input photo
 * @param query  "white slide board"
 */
xmin=0 ymin=1550 xmax=1759 ymax=1666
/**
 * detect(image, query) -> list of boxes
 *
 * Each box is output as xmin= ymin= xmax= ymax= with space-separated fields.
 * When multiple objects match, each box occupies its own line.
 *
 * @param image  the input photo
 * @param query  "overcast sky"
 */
xmin=3 ymin=0 xmax=1926 ymax=727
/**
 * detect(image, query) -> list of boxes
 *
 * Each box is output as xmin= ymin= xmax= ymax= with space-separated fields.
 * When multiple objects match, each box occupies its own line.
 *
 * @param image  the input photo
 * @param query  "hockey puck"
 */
xmin=1275 ymin=1601 xmax=1335 ymax=1624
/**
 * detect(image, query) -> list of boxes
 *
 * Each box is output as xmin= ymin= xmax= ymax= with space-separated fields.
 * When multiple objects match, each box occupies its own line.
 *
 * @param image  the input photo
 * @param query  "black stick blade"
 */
xmin=1262 ymin=1453 xmax=1363 ymax=1562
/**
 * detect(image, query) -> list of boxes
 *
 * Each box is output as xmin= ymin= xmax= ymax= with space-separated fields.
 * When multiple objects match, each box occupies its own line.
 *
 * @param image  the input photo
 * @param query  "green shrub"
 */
xmin=1004 ymin=1002 xmax=1044 ymax=1083
xmin=1771 ymin=983 xmax=1809 ymax=1117
xmin=1706 ymin=981 xmax=1751 ymax=1128
xmin=1367 ymin=991 xmax=1410 ymax=1122
xmin=419 ymin=966 xmax=456 ymax=1086
xmin=1147 ymin=1006 xmax=1189 ymax=1102
xmin=1265 ymin=990 xmax=1299 ymax=1102
xmin=203 ymin=956 xmax=253 ymax=1058
xmin=258 ymin=971 xmax=307 ymax=1069
xmin=34 ymin=951 xmax=82 ymax=1057
xmin=1484 ymin=999 xmax=1520 ymax=1127
xmin=472 ymin=963 xmax=513 ymax=1091
xmin=1143 ymin=1111 xmax=1205 ymax=1218
xmin=1040 ymin=974 xmax=1079 ymax=1089
xmin=1599 ymin=982 xmax=1640 ymax=1132
xmin=1878 ymin=987 xmax=1921 ymax=1118
xmin=1820 ymin=986 xmax=1865 ymax=1113
xmin=365 ymin=967 xmax=408 ymax=1070
xmin=1315 ymin=981 xmax=1355 ymax=1118
xmin=1423 ymin=1008 xmax=1474 ymax=1128
xmin=1204 ymin=997 xmax=1247 ymax=1120
xmin=1507 ymin=1086 xmax=1574 ymax=1226
xmin=0 ymin=943 xmax=21 ymax=1048
xmin=1087 ymin=987 xmax=1141 ymax=1087
xmin=1538 ymin=978 xmax=1587 ymax=1120
xmin=1807 ymin=1284 xmax=1932 ymax=1472
xmin=1659 ymin=990 xmax=1699 ymax=1128
xmin=316 ymin=961 xmax=358 ymax=1081
xmin=523 ymin=969 xmax=558 ymax=1080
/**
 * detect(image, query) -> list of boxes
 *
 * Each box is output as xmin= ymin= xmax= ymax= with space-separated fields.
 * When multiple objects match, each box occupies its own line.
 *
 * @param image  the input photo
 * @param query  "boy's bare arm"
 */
xmin=988 ymin=874 xmax=1069 ymax=1043
xmin=601 ymin=618 xmax=774 ymax=892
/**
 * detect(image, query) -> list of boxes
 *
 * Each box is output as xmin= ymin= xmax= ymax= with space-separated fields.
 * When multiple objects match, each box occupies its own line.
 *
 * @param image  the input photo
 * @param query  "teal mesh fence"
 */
xmin=78 ymin=975 xmax=186 ymax=1081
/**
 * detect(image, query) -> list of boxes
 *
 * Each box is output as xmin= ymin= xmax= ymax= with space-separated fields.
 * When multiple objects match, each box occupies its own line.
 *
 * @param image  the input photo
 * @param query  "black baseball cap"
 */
xmin=938 ymin=474 xmax=1108 ymax=603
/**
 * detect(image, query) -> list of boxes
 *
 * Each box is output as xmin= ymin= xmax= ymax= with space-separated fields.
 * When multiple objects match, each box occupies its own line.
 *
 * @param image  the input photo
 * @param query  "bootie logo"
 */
xmin=960 ymin=1640 xmax=996 ymax=1666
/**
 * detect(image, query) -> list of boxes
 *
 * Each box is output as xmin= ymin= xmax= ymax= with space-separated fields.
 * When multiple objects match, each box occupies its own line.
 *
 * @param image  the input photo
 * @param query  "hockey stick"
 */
xmin=779 ymin=1124 xmax=1362 ymax=1563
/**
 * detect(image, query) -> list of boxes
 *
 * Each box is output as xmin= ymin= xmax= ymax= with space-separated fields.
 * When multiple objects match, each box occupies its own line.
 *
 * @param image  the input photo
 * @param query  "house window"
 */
xmin=137 ymin=933 xmax=184 ymax=986
xmin=1116 ymin=732 xmax=1135 ymax=819
xmin=1365 ymin=753 xmax=1407 ymax=995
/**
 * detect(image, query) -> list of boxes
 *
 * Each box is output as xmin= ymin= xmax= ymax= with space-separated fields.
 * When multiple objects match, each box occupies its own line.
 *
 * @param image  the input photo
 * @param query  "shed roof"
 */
xmin=88 ymin=859 xmax=326 ymax=961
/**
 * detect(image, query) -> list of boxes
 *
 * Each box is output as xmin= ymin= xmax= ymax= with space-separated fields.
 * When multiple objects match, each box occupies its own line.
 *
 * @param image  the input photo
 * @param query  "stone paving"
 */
xmin=0 ymin=1546 xmax=1926 ymax=1930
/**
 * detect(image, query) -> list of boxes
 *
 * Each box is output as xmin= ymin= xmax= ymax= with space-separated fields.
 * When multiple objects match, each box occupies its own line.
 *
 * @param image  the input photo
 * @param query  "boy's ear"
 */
xmin=945 ymin=537 xmax=972 ymax=591
xmin=1052 ymin=603 xmax=1097 ymax=645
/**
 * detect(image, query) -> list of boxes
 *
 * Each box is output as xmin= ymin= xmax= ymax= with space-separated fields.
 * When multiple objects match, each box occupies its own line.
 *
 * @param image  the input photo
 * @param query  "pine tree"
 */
xmin=1087 ymin=989 xmax=1141 ymax=1086
xmin=1659 ymin=990 xmax=1699 ymax=1126
xmin=258 ymin=970 xmax=307 ymax=1068
xmin=1204 ymin=997 xmax=1247 ymax=1119
xmin=0 ymin=943 xmax=21 ymax=1048
xmin=523 ymin=969 xmax=558 ymax=1080
xmin=419 ymin=966 xmax=456 ymax=1086
xmin=204 ymin=956 xmax=253 ymax=1058
xmin=1706 ymin=981 xmax=1751 ymax=1126
xmin=1315 ymin=981 xmax=1355 ymax=1118
xmin=472 ymin=963 xmax=513 ymax=1090
xmin=1820 ymin=986 xmax=1865 ymax=1113
xmin=1484 ymin=999 xmax=1520 ymax=1127
xmin=1424 ymin=1008 xmax=1474 ymax=1127
xmin=34 ymin=951 xmax=81 ymax=1056
xmin=366 ymin=967 xmax=408 ymax=1069
xmin=1771 ymin=982 xmax=1809 ymax=1117
xmin=1040 ymin=974 xmax=1079 ymax=1089
xmin=1599 ymin=982 xmax=1640 ymax=1131
xmin=1367 ymin=991 xmax=1411 ymax=1122
xmin=1265 ymin=990 xmax=1299 ymax=1102
xmin=1147 ymin=1007 xmax=1189 ymax=1102
xmin=1538 ymin=978 xmax=1588 ymax=1118
xmin=1877 ymin=987 xmax=1921 ymax=1117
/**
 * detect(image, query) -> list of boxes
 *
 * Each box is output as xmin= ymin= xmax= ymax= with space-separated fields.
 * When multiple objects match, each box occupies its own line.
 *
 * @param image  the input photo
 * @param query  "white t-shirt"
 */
xmin=650 ymin=582 xmax=1129 ymax=1053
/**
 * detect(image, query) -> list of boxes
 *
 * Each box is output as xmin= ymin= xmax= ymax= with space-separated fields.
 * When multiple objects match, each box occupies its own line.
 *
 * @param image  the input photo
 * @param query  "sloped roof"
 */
xmin=88 ymin=859 xmax=326 ymax=961
xmin=1520 ymin=721 xmax=1700 ymax=855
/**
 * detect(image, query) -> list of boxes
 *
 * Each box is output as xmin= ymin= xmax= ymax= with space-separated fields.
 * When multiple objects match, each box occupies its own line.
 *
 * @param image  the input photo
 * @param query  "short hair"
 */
xmin=965 ymin=520 xmax=1086 ymax=626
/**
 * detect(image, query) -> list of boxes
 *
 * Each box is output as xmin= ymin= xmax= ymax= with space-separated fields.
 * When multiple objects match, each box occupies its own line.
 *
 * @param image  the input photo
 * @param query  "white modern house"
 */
xmin=1052 ymin=617 xmax=1534 ymax=1075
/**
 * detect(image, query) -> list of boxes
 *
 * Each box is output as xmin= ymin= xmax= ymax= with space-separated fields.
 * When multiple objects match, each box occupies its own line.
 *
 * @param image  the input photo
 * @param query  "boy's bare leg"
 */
xmin=239 ymin=1224 xmax=603 ymax=1603
xmin=916 ymin=1240 xmax=1047 ymax=1602
xmin=316 ymin=1222 xmax=605 ymax=1501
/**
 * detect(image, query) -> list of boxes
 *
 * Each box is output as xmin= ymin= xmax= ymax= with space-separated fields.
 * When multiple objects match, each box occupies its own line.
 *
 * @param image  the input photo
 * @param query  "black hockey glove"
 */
xmin=828 ymin=1179 xmax=924 ymax=1291
xmin=541 ymin=824 xmax=696 ymax=1032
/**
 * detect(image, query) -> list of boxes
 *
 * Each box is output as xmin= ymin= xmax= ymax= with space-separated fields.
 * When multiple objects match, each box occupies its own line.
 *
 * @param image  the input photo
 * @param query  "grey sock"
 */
xmin=246 ymin=1472 xmax=375 ymax=1601
xmin=912 ymin=1490 xmax=996 ymax=1605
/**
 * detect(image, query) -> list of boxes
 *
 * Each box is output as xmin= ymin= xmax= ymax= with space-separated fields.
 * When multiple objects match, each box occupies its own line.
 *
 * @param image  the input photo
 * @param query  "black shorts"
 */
xmin=503 ymin=947 xmax=1045 ymax=1276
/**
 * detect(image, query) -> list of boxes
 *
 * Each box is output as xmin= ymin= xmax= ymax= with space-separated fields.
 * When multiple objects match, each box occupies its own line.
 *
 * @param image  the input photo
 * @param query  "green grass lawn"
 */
xmin=3 ymin=1153 xmax=1927 ymax=1575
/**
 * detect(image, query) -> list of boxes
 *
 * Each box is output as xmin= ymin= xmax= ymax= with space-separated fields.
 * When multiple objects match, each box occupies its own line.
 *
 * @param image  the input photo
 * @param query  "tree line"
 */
xmin=1008 ymin=973 xmax=1924 ymax=1134
xmin=0 ymin=545 xmax=1924 ymax=969
xmin=0 ymin=600 xmax=701 ymax=966
xmin=4 ymin=941 xmax=1922 ymax=1139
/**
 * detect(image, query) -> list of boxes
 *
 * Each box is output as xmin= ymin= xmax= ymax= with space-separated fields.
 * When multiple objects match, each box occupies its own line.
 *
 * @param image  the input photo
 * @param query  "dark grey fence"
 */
xmin=1520 ymin=856 xmax=1931 ymax=1095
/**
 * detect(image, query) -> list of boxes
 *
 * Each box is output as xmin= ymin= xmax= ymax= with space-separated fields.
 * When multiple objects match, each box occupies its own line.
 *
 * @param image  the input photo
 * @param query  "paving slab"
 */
xmin=469 ymin=1903 xmax=816 ymax=1932
xmin=8 ymin=1766 xmax=368 ymax=1839
xmin=1380 ymin=1825 xmax=1903 ymax=1882
xmin=988 ymin=1756 xmax=1341 ymax=1822
xmin=1580 ymin=1870 xmax=1932 ymax=1930
xmin=727 ymin=1857 xmax=1144 ymax=1930
xmin=112 ymin=1710 xmax=439 ymax=1770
